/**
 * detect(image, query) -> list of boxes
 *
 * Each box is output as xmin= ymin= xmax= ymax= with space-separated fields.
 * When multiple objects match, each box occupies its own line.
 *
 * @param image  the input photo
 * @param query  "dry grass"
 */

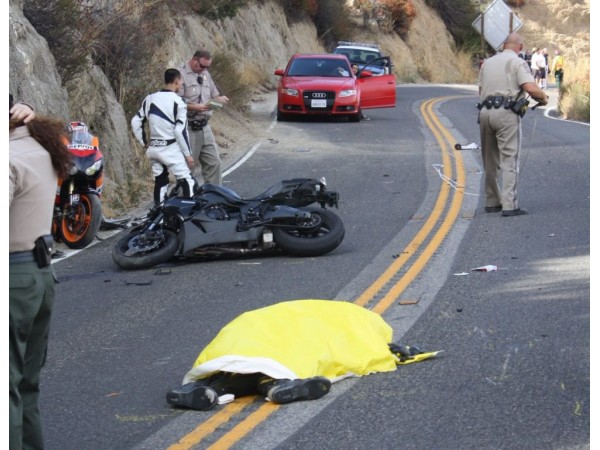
xmin=210 ymin=52 xmax=263 ymax=110
xmin=557 ymin=56 xmax=590 ymax=122
xmin=452 ymin=49 xmax=478 ymax=83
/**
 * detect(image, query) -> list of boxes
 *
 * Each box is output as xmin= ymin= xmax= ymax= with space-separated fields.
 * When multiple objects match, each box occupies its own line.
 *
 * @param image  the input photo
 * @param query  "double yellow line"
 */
xmin=168 ymin=96 xmax=467 ymax=450
xmin=356 ymin=96 xmax=466 ymax=313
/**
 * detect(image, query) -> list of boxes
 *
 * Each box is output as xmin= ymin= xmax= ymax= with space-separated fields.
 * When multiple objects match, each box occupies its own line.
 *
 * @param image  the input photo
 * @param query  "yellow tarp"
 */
xmin=183 ymin=300 xmax=399 ymax=384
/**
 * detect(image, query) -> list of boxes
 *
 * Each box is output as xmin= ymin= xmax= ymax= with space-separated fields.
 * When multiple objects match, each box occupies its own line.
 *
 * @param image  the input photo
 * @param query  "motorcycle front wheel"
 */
xmin=60 ymin=193 xmax=102 ymax=249
xmin=112 ymin=229 xmax=179 ymax=269
xmin=273 ymin=207 xmax=345 ymax=257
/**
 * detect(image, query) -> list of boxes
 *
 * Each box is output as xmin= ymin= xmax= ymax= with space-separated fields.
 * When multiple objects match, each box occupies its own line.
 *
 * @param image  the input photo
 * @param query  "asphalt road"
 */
xmin=41 ymin=85 xmax=590 ymax=450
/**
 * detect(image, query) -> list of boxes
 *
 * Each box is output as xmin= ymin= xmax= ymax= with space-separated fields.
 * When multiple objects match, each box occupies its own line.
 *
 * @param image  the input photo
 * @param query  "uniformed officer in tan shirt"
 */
xmin=478 ymin=32 xmax=548 ymax=217
xmin=9 ymin=100 xmax=72 ymax=449
xmin=178 ymin=49 xmax=229 ymax=185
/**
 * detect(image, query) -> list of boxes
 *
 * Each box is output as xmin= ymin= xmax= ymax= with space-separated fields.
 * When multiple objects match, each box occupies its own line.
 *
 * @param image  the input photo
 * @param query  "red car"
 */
xmin=274 ymin=53 xmax=396 ymax=122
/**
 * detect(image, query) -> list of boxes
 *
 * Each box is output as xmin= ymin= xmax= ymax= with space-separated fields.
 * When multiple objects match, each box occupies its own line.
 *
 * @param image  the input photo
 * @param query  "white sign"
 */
xmin=472 ymin=0 xmax=523 ymax=50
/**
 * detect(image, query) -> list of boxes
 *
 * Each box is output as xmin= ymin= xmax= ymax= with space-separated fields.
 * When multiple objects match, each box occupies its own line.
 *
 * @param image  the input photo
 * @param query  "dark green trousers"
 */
xmin=9 ymin=261 xmax=55 ymax=450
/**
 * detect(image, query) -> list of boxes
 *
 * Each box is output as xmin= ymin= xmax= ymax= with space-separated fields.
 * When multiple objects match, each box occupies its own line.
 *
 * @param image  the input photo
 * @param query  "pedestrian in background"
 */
xmin=178 ymin=49 xmax=229 ymax=185
xmin=131 ymin=68 xmax=196 ymax=207
xmin=9 ymin=94 xmax=72 ymax=449
xmin=524 ymin=49 xmax=533 ymax=72
xmin=551 ymin=49 xmax=565 ymax=90
xmin=542 ymin=48 xmax=549 ymax=89
xmin=531 ymin=48 xmax=547 ymax=89
xmin=478 ymin=33 xmax=548 ymax=217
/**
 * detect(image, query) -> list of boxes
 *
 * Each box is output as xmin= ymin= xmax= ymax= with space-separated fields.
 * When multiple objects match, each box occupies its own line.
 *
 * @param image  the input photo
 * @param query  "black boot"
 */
xmin=166 ymin=381 xmax=218 ymax=411
xmin=260 ymin=376 xmax=331 ymax=404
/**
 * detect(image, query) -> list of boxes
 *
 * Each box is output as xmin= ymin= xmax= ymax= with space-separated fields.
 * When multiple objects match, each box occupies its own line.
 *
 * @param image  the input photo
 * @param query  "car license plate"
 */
xmin=70 ymin=193 xmax=80 ymax=204
xmin=311 ymin=99 xmax=327 ymax=108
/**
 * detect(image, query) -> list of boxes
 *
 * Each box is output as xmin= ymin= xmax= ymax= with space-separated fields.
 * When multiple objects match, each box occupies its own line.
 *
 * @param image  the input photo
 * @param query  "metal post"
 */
xmin=509 ymin=12 xmax=514 ymax=33
xmin=481 ymin=14 xmax=485 ymax=59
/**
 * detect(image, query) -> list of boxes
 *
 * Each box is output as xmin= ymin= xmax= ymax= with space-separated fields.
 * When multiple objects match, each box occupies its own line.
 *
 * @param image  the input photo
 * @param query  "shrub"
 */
xmin=312 ymin=0 xmax=354 ymax=47
xmin=87 ymin=1 xmax=170 ymax=120
xmin=505 ymin=0 xmax=525 ymax=7
xmin=23 ymin=0 xmax=91 ymax=85
xmin=558 ymin=56 xmax=590 ymax=122
xmin=376 ymin=0 xmax=417 ymax=36
xmin=423 ymin=0 xmax=480 ymax=47
xmin=281 ymin=0 xmax=319 ymax=18
xmin=209 ymin=52 xmax=256 ymax=109
xmin=188 ymin=0 xmax=249 ymax=19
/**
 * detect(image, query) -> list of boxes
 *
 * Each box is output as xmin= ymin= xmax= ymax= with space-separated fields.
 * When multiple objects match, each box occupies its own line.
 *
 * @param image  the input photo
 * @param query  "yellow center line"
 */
xmin=372 ymin=96 xmax=466 ymax=314
xmin=206 ymin=402 xmax=280 ymax=450
xmin=167 ymin=396 xmax=256 ymax=450
xmin=167 ymin=95 xmax=469 ymax=450
xmin=354 ymin=97 xmax=452 ymax=307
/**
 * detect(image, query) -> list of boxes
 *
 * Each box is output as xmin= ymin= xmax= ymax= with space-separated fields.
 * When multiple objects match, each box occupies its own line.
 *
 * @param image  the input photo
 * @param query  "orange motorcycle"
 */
xmin=53 ymin=121 xmax=104 ymax=249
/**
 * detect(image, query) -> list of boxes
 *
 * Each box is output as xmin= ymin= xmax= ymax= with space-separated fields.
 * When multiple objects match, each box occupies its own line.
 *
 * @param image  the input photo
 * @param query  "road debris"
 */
xmin=454 ymin=142 xmax=480 ymax=150
xmin=471 ymin=265 xmax=497 ymax=272
xmin=122 ymin=279 xmax=153 ymax=286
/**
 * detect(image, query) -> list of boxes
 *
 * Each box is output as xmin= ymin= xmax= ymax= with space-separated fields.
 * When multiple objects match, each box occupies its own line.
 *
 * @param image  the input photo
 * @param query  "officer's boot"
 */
xmin=257 ymin=375 xmax=331 ymax=404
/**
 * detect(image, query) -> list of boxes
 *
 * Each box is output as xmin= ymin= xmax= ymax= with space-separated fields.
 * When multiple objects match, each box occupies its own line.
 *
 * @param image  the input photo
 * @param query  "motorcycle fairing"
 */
xmin=180 ymin=218 xmax=262 ymax=256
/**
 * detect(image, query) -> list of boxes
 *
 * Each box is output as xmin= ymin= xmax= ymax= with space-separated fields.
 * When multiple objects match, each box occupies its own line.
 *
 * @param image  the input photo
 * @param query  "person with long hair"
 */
xmin=9 ymin=95 xmax=72 ymax=449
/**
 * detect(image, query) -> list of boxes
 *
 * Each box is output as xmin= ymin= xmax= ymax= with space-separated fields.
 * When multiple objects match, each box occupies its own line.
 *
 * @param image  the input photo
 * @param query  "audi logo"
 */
xmin=312 ymin=93 xmax=327 ymax=98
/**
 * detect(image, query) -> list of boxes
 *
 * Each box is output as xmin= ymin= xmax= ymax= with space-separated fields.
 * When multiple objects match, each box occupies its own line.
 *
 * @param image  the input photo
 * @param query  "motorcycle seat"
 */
xmin=197 ymin=184 xmax=247 ymax=205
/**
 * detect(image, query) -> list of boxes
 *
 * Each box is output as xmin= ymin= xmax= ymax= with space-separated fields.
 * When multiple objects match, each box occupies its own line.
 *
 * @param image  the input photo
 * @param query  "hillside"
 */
xmin=8 ymin=0 xmax=589 ymax=214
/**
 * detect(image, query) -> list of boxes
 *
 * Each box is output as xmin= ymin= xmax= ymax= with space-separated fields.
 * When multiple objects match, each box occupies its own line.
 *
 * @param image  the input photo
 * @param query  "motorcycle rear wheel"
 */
xmin=273 ymin=208 xmax=345 ymax=257
xmin=60 ymin=193 xmax=102 ymax=249
xmin=112 ymin=229 xmax=179 ymax=270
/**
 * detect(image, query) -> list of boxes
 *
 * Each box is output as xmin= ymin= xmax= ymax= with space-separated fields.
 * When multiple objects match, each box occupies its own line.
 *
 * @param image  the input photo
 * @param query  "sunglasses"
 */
xmin=196 ymin=60 xmax=211 ymax=69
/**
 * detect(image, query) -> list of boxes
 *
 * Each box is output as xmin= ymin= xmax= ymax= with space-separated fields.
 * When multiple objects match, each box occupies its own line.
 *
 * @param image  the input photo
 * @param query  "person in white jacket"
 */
xmin=530 ymin=48 xmax=547 ymax=89
xmin=131 ymin=69 xmax=197 ymax=206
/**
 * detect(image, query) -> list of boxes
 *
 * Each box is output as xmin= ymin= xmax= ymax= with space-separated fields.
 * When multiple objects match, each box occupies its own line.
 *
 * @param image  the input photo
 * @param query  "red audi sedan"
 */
xmin=274 ymin=53 xmax=396 ymax=122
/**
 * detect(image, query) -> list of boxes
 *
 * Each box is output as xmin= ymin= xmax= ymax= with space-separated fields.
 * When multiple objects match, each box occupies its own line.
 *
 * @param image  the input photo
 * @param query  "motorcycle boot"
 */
xmin=258 ymin=376 xmax=331 ymax=404
xmin=166 ymin=381 xmax=218 ymax=410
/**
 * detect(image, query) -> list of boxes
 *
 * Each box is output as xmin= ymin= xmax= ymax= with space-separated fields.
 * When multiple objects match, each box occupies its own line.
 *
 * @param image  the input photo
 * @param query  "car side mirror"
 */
xmin=359 ymin=70 xmax=373 ymax=78
xmin=274 ymin=69 xmax=285 ymax=76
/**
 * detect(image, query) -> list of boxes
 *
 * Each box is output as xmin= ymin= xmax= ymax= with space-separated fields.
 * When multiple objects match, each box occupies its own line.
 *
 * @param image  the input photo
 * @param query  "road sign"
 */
xmin=472 ymin=0 xmax=523 ymax=50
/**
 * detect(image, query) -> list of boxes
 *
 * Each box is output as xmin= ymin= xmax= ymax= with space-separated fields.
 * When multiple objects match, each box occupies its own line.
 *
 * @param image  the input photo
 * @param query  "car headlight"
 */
xmin=339 ymin=89 xmax=357 ymax=98
xmin=282 ymin=88 xmax=299 ymax=96
xmin=85 ymin=159 xmax=103 ymax=176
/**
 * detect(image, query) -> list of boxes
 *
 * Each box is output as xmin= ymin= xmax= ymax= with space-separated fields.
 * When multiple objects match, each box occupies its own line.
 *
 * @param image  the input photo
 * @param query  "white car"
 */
xmin=332 ymin=41 xmax=393 ymax=76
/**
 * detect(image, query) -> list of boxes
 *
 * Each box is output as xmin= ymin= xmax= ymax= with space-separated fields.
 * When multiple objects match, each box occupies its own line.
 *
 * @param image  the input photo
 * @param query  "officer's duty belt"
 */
xmin=477 ymin=95 xmax=516 ymax=110
xmin=149 ymin=139 xmax=176 ymax=146
xmin=10 ymin=250 xmax=36 ymax=264
xmin=189 ymin=118 xmax=208 ymax=131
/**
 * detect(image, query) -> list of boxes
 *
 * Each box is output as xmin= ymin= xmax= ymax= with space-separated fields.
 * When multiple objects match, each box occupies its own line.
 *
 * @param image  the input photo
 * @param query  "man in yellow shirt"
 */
xmin=551 ymin=50 xmax=565 ymax=89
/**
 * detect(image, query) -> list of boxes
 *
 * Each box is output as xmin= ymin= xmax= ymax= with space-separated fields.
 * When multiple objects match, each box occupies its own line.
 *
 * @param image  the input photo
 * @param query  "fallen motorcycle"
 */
xmin=112 ymin=178 xmax=344 ymax=270
xmin=53 ymin=121 xmax=104 ymax=249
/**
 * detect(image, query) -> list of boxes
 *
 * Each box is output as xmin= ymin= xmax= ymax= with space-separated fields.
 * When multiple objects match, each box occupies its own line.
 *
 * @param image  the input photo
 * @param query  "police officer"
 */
xmin=132 ymin=68 xmax=196 ymax=206
xmin=9 ymin=95 xmax=72 ymax=449
xmin=478 ymin=32 xmax=548 ymax=217
xmin=178 ymin=49 xmax=229 ymax=185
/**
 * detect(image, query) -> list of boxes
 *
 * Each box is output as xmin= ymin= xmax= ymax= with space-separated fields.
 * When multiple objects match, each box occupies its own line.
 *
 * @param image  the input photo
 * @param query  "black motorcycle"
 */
xmin=112 ymin=178 xmax=344 ymax=269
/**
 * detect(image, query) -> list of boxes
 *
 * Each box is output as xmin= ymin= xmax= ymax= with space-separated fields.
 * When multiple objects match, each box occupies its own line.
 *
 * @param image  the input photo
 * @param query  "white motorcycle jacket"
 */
xmin=131 ymin=89 xmax=192 ymax=157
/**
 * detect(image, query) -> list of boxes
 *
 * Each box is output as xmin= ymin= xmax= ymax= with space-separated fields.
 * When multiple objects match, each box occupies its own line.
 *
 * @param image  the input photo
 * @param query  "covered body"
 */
xmin=183 ymin=300 xmax=398 ymax=384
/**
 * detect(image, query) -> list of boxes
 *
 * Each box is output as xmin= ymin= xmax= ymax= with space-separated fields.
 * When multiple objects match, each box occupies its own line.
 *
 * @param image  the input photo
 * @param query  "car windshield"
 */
xmin=335 ymin=49 xmax=384 ymax=67
xmin=287 ymin=58 xmax=352 ymax=77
